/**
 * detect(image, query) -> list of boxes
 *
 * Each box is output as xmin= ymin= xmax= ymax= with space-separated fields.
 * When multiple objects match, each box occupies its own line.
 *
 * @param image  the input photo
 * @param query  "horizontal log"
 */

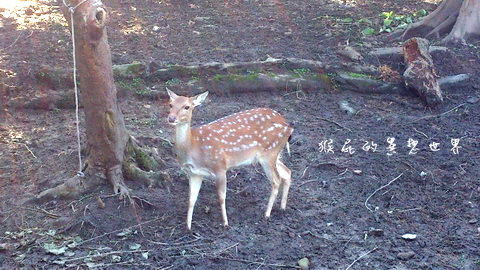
xmin=370 ymin=46 xmax=449 ymax=58
xmin=147 ymin=57 xmax=331 ymax=82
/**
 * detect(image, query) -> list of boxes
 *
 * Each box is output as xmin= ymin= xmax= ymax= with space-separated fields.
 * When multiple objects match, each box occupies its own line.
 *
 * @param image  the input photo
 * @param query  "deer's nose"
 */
xmin=168 ymin=115 xmax=176 ymax=123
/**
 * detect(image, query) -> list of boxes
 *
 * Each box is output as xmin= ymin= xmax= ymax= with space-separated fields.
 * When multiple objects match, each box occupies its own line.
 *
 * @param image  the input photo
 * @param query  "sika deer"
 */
xmin=166 ymin=89 xmax=293 ymax=230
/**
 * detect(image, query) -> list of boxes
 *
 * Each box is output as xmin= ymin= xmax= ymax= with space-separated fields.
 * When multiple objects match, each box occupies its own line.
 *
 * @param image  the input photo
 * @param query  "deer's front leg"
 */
xmin=215 ymin=170 xmax=229 ymax=227
xmin=187 ymin=175 xmax=203 ymax=230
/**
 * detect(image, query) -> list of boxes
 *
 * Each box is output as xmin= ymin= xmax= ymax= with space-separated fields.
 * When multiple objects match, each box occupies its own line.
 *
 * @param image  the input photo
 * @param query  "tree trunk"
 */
xmin=443 ymin=0 xmax=480 ymax=43
xmin=31 ymin=0 xmax=169 ymax=202
xmin=389 ymin=0 xmax=480 ymax=44
xmin=67 ymin=0 xmax=130 ymax=197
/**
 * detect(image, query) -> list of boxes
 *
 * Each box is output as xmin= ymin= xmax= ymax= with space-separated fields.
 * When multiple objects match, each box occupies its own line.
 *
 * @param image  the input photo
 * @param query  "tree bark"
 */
xmin=443 ymin=0 xmax=480 ymax=44
xmin=403 ymin=38 xmax=443 ymax=106
xmin=30 ymin=0 xmax=169 ymax=203
xmin=65 ymin=0 xmax=130 ymax=197
xmin=389 ymin=0 xmax=480 ymax=44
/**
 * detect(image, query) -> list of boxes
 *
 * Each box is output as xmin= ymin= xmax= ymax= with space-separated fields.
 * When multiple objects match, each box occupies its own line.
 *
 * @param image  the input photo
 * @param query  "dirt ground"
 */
xmin=1 ymin=0 xmax=480 ymax=269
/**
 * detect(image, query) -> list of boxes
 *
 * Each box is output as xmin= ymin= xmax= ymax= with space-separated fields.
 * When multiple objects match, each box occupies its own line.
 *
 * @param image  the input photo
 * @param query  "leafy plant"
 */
xmin=361 ymin=9 xmax=428 ymax=35
xmin=117 ymin=78 xmax=150 ymax=96
xmin=292 ymin=68 xmax=312 ymax=78
xmin=379 ymin=9 xmax=428 ymax=33
xmin=362 ymin=27 xmax=376 ymax=36
xmin=165 ymin=78 xmax=182 ymax=86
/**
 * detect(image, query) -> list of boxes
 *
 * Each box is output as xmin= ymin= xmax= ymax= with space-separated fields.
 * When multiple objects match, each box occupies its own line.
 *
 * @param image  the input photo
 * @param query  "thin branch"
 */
xmin=76 ymin=217 xmax=162 ymax=246
xmin=211 ymin=256 xmax=300 ymax=269
xmin=60 ymin=249 xmax=150 ymax=263
xmin=344 ymin=247 xmax=378 ymax=270
xmin=365 ymin=173 xmax=403 ymax=212
xmin=313 ymin=117 xmax=352 ymax=132
xmin=14 ymin=142 xmax=37 ymax=159
xmin=0 ymin=30 xmax=33 ymax=52
xmin=411 ymin=103 xmax=466 ymax=123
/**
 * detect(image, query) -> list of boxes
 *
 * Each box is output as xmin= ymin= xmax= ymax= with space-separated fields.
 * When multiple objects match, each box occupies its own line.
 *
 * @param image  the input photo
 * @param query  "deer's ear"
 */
xmin=192 ymin=91 xmax=209 ymax=107
xmin=166 ymin=88 xmax=178 ymax=101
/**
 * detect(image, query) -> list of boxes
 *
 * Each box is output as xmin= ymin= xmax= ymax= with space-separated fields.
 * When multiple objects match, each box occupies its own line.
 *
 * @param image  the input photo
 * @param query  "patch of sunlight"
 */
xmin=120 ymin=18 xmax=147 ymax=35
xmin=330 ymin=0 xmax=359 ymax=7
xmin=0 ymin=1 xmax=67 ymax=31
xmin=0 ymin=0 xmax=31 ymax=10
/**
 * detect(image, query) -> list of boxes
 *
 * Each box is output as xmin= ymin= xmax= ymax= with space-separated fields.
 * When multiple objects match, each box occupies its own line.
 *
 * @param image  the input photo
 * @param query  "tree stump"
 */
xmin=403 ymin=38 xmax=443 ymax=106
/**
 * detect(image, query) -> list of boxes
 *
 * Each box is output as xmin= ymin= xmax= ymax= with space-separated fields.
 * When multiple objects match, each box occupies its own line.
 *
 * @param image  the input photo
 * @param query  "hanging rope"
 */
xmin=62 ymin=0 xmax=89 ymax=177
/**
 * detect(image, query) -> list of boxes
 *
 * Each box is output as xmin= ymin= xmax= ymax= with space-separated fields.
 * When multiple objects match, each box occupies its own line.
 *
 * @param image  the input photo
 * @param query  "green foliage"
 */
xmin=379 ymin=9 xmax=428 ymax=33
xmin=362 ymin=27 xmax=376 ymax=36
xmin=213 ymin=71 xmax=260 ymax=82
xmin=346 ymin=72 xmax=371 ymax=78
xmin=117 ymin=78 xmax=150 ymax=96
xmin=292 ymin=68 xmax=312 ymax=78
xmin=165 ymin=78 xmax=182 ymax=86
xmin=360 ymin=9 xmax=428 ymax=35
xmin=130 ymin=116 xmax=156 ymax=127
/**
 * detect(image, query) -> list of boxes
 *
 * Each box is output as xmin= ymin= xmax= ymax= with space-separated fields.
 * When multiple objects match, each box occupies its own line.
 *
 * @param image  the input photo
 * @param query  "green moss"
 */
xmin=117 ymin=77 xmax=150 ymax=96
xmin=124 ymin=139 xmax=159 ymax=171
xmin=345 ymin=72 xmax=371 ymax=78
xmin=169 ymin=66 xmax=199 ymax=77
xmin=165 ymin=78 xmax=182 ymax=86
xmin=265 ymin=71 xmax=278 ymax=78
xmin=291 ymin=68 xmax=312 ymax=78
xmin=113 ymin=62 xmax=145 ymax=78
xmin=213 ymin=72 xmax=259 ymax=82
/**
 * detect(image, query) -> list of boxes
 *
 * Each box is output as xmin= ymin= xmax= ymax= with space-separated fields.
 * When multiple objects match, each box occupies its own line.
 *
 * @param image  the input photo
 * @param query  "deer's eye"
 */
xmin=184 ymin=106 xmax=190 ymax=110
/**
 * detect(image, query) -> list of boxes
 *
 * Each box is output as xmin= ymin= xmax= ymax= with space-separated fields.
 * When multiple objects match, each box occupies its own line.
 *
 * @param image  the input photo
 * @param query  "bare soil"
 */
xmin=1 ymin=0 xmax=479 ymax=269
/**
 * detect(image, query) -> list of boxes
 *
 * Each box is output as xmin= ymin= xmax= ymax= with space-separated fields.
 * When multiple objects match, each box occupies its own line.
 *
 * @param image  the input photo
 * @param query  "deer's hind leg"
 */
xmin=259 ymin=155 xmax=282 ymax=218
xmin=215 ymin=170 xmax=229 ymax=227
xmin=276 ymin=159 xmax=292 ymax=210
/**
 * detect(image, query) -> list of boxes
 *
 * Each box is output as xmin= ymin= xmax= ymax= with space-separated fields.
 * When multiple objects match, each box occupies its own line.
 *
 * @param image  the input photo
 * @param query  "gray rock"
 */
xmin=369 ymin=228 xmax=384 ymax=237
xmin=468 ymin=218 xmax=478 ymax=224
xmin=298 ymin=257 xmax=310 ymax=270
xmin=467 ymin=96 xmax=479 ymax=104
xmin=397 ymin=251 xmax=415 ymax=260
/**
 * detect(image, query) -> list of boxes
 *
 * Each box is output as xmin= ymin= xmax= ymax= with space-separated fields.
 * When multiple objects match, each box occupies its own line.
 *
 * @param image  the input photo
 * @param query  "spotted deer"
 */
xmin=166 ymin=89 xmax=293 ymax=230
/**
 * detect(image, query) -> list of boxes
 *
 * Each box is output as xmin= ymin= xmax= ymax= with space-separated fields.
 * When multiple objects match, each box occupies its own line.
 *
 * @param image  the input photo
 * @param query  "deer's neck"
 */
xmin=175 ymin=122 xmax=192 ymax=162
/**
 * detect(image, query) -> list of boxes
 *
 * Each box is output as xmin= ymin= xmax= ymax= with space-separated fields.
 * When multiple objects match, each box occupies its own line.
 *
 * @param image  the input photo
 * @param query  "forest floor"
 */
xmin=1 ymin=0 xmax=480 ymax=269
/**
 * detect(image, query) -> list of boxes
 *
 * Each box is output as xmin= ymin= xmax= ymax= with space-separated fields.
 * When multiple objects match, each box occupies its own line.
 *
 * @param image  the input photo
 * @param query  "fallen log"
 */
xmin=333 ymin=71 xmax=408 ymax=95
xmin=402 ymin=38 xmax=443 ymax=106
xmin=147 ymin=57 xmax=331 ymax=82
xmin=146 ymin=72 xmax=334 ymax=99
xmin=12 ymin=55 xmax=470 ymax=110
xmin=370 ymin=46 xmax=449 ymax=58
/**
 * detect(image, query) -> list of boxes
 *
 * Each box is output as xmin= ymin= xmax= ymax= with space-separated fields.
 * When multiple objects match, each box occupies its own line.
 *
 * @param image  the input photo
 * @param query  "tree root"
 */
xmin=388 ymin=0 xmax=463 ymax=41
xmin=29 ymin=136 xmax=170 ymax=204
xmin=425 ymin=14 xmax=458 ymax=39
xmin=388 ymin=0 xmax=480 ymax=44
xmin=29 ymin=173 xmax=102 ymax=204
xmin=442 ymin=0 xmax=480 ymax=44
xmin=123 ymin=136 xmax=171 ymax=189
